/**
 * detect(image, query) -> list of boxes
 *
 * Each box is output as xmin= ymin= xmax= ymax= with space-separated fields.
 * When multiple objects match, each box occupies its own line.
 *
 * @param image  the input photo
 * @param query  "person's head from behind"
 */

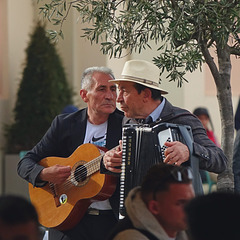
xmin=0 ymin=195 xmax=40 ymax=240
xmin=185 ymin=192 xmax=240 ymax=240
xmin=141 ymin=163 xmax=195 ymax=238
xmin=80 ymin=66 xmax=117 ymax=118
xmin=110 ymin=60 xmax=168 ymax=119
xmin=193 ymin=107 xmax=211 ymax=130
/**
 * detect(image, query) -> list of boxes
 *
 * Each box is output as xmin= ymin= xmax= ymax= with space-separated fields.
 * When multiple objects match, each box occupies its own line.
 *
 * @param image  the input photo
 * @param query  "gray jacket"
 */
xmin=158 ymin=98 xmax=227 ymax=173
xmin=123 ymin=98 xmax=227 ymax=173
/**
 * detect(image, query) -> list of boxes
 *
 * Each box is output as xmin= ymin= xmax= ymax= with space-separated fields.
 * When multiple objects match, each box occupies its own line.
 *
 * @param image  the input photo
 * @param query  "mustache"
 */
xmin=102 ymin=100 xmax=115 ymax=105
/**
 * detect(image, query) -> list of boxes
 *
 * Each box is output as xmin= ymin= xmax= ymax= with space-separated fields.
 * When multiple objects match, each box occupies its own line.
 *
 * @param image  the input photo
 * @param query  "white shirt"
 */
xmin=84 ymin=120 xmax=112 ymax=210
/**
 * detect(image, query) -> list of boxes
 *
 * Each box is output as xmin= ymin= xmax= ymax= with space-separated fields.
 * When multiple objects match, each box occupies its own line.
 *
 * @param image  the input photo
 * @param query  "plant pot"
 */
xmin=3 ymin=153 xmax=29 ymax=199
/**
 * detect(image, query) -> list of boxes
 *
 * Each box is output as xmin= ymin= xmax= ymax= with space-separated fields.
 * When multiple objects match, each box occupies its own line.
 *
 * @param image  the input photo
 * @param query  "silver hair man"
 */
xmin=81 ymin=66 xmax=115 ymax=90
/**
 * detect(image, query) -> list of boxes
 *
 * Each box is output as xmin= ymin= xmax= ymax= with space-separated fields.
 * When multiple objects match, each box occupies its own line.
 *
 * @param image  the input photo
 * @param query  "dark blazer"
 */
xmin=17 ymin=108 xmax=123 ymax=214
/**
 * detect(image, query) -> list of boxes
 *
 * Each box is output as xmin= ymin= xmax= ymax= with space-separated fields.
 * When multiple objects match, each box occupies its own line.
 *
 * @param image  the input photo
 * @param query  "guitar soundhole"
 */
xmin=71 ymin=160 xmax=90 ymax=187
xmin=74 ymin=165 xmax=87 ymax=182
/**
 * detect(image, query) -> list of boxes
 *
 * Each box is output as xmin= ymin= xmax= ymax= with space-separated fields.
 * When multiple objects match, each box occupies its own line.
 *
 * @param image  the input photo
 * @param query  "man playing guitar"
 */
xmin=17 ymin=66 xmax=123 ymax=240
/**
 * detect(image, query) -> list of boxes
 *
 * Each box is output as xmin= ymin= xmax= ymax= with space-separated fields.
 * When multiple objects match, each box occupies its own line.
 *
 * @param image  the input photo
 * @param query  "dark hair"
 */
xmin=193 ymin=107 xmax=210 ymax=118
xmin=141 ymin=163 xmax=192 ymax=200
xmin=0 ymin=195 xmax=39 ymax=225
xmin=193 ymin=107 xmax=215 ymax=131
xmin=134 ymin=83 xmax=162 ymax=100
xmin=185 ymin=192 xmax=240 ymax=240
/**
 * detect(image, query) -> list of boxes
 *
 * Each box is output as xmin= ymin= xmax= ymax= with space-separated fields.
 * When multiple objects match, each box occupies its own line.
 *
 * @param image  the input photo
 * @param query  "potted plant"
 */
xmin=3 ymin=22 xmax=73 ymax=196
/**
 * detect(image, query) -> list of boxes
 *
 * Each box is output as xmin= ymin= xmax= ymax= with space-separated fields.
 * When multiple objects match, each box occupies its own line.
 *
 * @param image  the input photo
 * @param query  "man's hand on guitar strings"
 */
xmin=39 ymin=165 xmax=71 ymax=185
xmin=163 ymin=141 xmax=190 ymax=166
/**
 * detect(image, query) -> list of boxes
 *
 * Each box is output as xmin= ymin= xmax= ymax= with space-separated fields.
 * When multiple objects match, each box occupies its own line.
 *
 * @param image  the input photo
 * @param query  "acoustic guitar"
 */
xmin=28 ymin=143 xmax=117 ymax=231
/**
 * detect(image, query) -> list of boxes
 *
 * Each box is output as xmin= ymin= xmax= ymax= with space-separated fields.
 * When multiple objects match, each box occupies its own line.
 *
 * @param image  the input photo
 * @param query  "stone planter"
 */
xmin=2 ymin=153 xmax=29 ymax=199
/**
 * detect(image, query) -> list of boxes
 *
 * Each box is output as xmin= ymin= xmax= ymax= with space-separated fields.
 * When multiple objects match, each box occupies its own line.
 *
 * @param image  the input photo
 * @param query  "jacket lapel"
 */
xmin=70 ymin=108 xmax=88 ymax=151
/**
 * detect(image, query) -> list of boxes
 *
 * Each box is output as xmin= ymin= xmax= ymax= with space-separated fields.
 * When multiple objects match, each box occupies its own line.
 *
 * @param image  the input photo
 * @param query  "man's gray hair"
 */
xmin=81 ymin=66 xmax=115 ymax=90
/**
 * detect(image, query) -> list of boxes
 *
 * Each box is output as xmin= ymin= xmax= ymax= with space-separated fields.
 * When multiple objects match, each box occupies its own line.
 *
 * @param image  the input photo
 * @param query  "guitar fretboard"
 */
xmin=85 ymin=153 xmax=105 ymax=176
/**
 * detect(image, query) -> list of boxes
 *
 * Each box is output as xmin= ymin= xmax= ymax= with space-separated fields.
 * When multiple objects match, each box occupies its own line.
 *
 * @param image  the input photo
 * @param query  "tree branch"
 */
xmin=229 ymin=46 xmax=240 ymax=56
xmin=199 ymin=38 xmax=221 ymax=85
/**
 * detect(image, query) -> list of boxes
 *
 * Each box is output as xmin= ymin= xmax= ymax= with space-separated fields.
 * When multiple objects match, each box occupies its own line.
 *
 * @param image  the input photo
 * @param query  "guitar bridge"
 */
xmin=49 ymin=182 xmax=61 ymax=207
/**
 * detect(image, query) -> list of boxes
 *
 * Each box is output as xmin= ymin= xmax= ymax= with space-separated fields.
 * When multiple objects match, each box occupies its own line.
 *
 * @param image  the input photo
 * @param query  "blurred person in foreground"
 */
xmin=185 ymin=191 xmax=240 ymax=240
xmin=233 ymin=98 xmax=240 ymax=193
xmin=107 ymin=163 xmax=195 ymax=240
xmin=0 ymin=195 xmax=42 ymax=240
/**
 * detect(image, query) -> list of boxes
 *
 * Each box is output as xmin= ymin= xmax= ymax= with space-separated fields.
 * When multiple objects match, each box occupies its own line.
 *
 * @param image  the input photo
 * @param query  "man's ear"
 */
xmin=142 ymin=88 xmax=152 ymax=103
xmin=80 ymin=89 xmax=88 ymax=103
xmin=148 ymin=200 xmax=160 ymax=215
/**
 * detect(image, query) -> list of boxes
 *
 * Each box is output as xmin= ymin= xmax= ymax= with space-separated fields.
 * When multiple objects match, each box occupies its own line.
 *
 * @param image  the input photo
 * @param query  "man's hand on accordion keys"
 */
xmin=103 ymin=142 xmax=122 ymax=173
xmin=163 ymin=141 xmax=190 ymax=166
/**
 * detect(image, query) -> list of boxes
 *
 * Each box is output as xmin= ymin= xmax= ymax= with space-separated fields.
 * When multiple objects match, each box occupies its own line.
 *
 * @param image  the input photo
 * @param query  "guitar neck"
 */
xmin=86 ymin=154 xmax=105 ymax=176
xmin=86 ymin=144 xmax=119 ymax=176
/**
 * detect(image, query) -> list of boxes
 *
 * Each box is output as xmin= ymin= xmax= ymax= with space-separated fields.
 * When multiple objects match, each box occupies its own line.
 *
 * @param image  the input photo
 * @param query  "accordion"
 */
xmin=119 ymin=122 xmax=202 ymax=218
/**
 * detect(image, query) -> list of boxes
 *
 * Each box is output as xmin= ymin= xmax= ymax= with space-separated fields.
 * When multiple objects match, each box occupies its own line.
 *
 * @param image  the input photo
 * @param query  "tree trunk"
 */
xmin=215 ymin=45 xmax=234 ymax=191
xmin=200 ymin=42 xmax=234 ymax=191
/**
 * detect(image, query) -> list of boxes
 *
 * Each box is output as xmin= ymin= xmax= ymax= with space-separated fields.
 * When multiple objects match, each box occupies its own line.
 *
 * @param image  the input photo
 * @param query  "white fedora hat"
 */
xmin=110 ymin=59 xmax=168 ymax=94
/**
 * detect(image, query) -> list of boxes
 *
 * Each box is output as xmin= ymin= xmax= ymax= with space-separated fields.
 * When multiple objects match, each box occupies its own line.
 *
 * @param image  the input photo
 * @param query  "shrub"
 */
xmin=4 ymin=23 xmax=73 ymax=153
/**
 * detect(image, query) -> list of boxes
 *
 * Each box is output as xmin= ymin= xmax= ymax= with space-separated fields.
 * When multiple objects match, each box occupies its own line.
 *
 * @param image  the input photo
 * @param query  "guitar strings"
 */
xmin=55 ymin=145 xmax=120 ymax=191
xmin=61 ymin=155 xmax=102 ymax=189
xmin=51 ymin=153 xmax=105 ymax=192
xmin=47 ymin=145 xmax=120 ymax=194
xmin=53 ymin=159 xmax=99 ymax=192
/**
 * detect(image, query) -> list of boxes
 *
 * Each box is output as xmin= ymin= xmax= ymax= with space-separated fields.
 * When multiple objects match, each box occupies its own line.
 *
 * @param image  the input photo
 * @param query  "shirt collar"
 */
xmin=148 ymin=97 xmax=165 ymax=122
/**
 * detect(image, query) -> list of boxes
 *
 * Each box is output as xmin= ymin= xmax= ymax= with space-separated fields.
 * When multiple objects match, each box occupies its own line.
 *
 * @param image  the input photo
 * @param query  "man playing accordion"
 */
xmin=103 ymin=59 xmax=227 ymax=182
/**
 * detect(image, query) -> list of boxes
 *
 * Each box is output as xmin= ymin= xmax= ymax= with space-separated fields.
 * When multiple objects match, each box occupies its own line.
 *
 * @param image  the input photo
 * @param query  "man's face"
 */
xmin=82 ymin=72 xmax=117 ymax=116
xmin=117 ymin=81 xmax=146 ymax=118
xmin=0 ymin=221 xmax=40 ymax=240
xmin=153 ymin=183 xmax=195 ymax=237
xmin=197 ymin=114 xmax=209 ymax=130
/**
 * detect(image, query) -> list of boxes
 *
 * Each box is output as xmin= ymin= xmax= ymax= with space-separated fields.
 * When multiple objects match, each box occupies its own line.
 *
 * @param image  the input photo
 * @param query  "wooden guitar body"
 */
xmin=29 ymin=143 xmax=116 ymax=230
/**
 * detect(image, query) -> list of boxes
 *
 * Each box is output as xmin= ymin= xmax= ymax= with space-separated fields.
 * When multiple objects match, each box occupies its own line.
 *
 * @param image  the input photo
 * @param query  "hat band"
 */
xmin=122 ymin=75 xmax=159 ymax=87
